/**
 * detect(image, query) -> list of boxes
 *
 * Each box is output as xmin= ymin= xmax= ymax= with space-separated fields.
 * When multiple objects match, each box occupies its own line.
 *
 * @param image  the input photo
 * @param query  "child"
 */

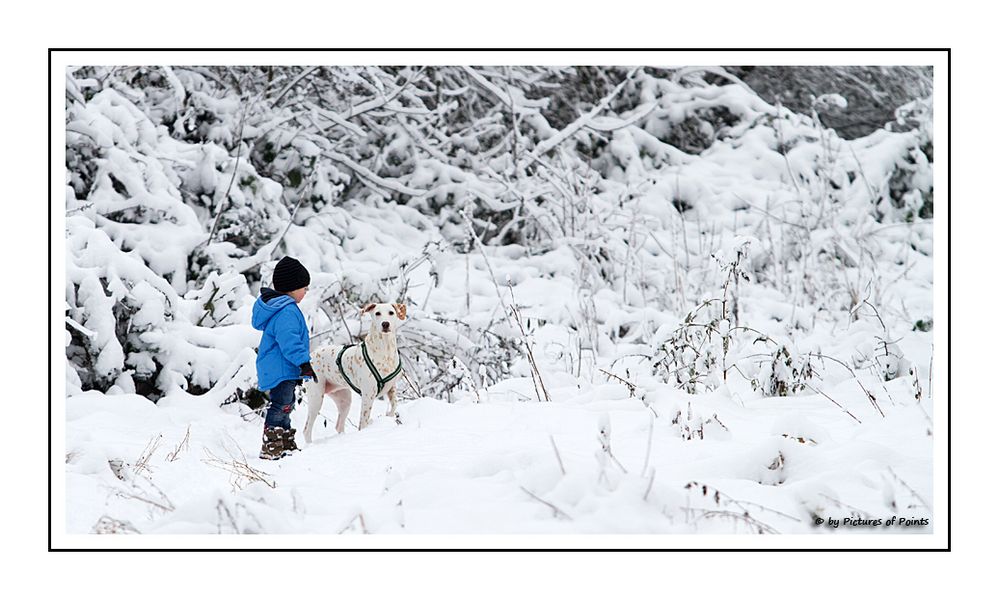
xmin=251 ymin=256 xmax=317 ymax=460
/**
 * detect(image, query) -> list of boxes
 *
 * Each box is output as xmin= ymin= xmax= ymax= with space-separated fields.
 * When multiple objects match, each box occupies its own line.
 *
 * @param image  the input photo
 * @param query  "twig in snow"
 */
xmin=132 ymin=434 xmax=163 ymax=476
xmin=91 ymin=515 xmax=141 ymax=534
xmin=643 ymin=468 xmax=656 ymax=502
xmin=460 ymin=208 xmax=550 ymax=402
xmin=112 ymin=474 xmax=175 ymax=514
xmin=686 ymin=480 xmax=800 ymax=524
xmin=338 ymin=512 xmax=371 ymax=534
xmin=863 ymin=299 xmax=888 ymax=333
xmin=928 ymin=343 xmax=934 ymax=402
xmin=806 ymin=352 xmax=884 ymax=418
xmin=597 ymin=428 xmax=629 ymax=475
xmin=520 ymin=486 xmax=572 ymax=520
xmin=215 ymin=499 xmax=264 ymax=534
xmin=802 ymin=382 xmax=863 ymax=424
xmin=400 ymin=369 xmax=423 ymax=400
xmin=909 ymin=366 xmax=933 ymax=435
xmin=691 ymin=509 xmax=780 ymax=534
xmin=887 ymin=466 xmax=931 ymax=510
xmin=165 ymin=426 xmax=191 ymax=462
xmin=507 ymin=283 xmax=551 ymax=403
xmin=870 ymin=363 xmax=898 ymax=407
xmin=598 ymin=367 xmax=637 ymax=397
xmin=642 ymin=413 xmax=655 ymax=477
xmin=201 ymin=435 xmax=276 ymax=491
xmin=550 ymin=435 xmax=566 ymax=476
xmin=818 ymin=493 xmax=876 ymax=520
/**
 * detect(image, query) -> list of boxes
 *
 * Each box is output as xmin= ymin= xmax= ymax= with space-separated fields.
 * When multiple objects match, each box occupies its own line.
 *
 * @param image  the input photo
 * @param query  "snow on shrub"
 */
xmin=66 ymin=65 xmax=933 ymax=412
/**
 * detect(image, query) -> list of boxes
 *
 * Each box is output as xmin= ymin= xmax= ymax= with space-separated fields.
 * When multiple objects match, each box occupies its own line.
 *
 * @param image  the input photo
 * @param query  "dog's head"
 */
xmin=362 ymin=302 xmax=407 ymax=334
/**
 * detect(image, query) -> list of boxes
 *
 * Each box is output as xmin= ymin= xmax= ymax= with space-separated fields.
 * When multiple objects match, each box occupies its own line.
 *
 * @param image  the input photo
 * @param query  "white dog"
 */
xmin=302 ymin=302 xmax=406 ymax=442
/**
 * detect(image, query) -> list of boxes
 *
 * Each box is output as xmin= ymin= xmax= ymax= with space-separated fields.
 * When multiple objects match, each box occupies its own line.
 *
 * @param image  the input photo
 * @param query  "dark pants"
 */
xmin=264 ymin=379 xmax=298 ymax=429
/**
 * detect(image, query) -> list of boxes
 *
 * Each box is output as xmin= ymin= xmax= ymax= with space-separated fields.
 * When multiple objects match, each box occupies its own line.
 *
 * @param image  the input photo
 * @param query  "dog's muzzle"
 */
xmin=381 ymin=322 xmax=391 ymax=331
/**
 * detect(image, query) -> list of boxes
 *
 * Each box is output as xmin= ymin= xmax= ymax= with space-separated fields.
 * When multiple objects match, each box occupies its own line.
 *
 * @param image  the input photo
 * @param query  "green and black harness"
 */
xmin=336 ymin=341 xmax=403 ymax=395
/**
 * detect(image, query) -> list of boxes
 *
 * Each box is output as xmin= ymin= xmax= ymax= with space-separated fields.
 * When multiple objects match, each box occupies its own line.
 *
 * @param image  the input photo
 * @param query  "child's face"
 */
xmin=288 ymin=286 xmax=308 ymax=303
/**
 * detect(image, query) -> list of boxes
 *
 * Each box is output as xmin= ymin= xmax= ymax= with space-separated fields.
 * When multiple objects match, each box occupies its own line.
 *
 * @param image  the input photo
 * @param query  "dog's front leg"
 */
xmin=359 ymin=392 xmax=376 ymax=430
xmin=386 ymin=385 xmax=398 ymax=418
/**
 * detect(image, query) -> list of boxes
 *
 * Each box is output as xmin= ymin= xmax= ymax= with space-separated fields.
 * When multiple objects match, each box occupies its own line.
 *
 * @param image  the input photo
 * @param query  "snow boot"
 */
xmin=259 ymin=427 xmax=286 ymax=460
xmin=282 ymin=428 xmax=300 ymax=454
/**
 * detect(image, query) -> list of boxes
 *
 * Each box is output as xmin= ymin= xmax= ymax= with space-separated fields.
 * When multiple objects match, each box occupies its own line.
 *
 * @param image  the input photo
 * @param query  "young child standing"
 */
xmin=251 ymin=256 xmax=317 ymax=460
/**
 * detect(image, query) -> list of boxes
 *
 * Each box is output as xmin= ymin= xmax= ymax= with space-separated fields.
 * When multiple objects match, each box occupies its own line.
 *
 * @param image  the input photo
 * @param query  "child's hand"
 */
xmin=299 ymin=361 xmax=317 ymax=380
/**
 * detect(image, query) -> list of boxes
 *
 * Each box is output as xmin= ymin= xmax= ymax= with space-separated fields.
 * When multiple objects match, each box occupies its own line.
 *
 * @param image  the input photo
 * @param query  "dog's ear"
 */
xmin=362 ymin=303 xmax=376 ymax=314
xmin=393 ymin=303 xmax=407 ymax=320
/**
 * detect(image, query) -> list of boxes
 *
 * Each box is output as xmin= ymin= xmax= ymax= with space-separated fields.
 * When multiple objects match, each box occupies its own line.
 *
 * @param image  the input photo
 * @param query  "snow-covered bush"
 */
xmin=750 ymin=344 xmax=818 ymax=397
xmin=66 ymin=69 xmax=269 ymax=400
xmin=669 ymin=402 xmax=732 ymax=441
xmin=66 ymin=64 xmax=934 ymax=411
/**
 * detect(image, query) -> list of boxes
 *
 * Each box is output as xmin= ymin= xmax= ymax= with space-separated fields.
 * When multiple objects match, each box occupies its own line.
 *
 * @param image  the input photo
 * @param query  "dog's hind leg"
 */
xmin=331 ymin=388 xmax=352 ymax=434
xmin=302 ymin=379 xmax=324 ymax=443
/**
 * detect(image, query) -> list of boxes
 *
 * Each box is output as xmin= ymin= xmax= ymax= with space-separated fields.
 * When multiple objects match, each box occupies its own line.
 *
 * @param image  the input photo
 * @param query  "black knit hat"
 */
xmin=272 ymin=256 xmax=310 ymax=292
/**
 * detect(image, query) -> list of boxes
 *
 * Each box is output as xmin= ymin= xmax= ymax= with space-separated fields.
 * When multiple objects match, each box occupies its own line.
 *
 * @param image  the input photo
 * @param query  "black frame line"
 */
xmin=49 ymin=48 xmax=951 ymax=552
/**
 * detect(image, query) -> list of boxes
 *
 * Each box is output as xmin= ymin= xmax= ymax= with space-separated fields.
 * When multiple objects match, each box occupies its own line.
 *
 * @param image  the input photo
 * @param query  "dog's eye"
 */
xmin=376 ymin=312 xmax=381 ymax=316
xmin=389 ymin=311 xmax=394 ymax=315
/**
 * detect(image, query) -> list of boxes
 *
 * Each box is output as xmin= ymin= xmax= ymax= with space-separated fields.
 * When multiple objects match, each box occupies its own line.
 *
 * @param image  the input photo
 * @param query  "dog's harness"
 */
xmin=336 ymin=341 xmax=403 ymax=395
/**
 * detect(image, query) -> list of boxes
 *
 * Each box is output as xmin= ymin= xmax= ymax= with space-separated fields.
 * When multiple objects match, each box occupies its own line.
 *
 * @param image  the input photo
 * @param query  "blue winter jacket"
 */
xmin=251 ymin=288 xmax=311 ymax=391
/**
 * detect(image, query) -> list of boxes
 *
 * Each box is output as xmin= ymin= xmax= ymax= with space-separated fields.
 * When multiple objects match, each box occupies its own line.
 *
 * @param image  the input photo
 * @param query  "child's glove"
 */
xmin=299 ymin=361 xmax=316 ymax=382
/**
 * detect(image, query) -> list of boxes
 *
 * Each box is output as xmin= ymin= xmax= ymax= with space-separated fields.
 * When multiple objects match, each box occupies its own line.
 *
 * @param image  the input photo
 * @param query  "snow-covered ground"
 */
xmin=63 ymin=65 xmax=935 ymax=536
xmin=66 ymin=371 xmax=932 ymax=534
